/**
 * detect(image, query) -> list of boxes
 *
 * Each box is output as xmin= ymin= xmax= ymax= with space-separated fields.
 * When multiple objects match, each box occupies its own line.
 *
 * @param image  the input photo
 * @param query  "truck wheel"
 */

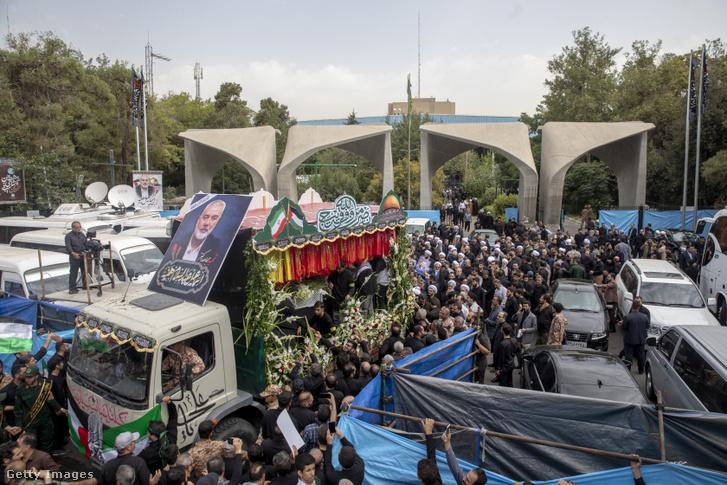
xmin=213 ymin=416 xmax=257 ymax=447
xmin=645 ymin=365 xmax=656 ymax=401
xmin=719 ymin=299 xmax=727 ymax=326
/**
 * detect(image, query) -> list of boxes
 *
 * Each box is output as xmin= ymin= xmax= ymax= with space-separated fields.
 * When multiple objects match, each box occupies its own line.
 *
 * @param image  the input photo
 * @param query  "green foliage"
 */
xmin=702 ymin=150 xmax=727 ymax=207
xmin=241 ymin=243 xmax=281 ymax=348
xmin=562 ymin=159 xmax=617 ymax=213
xmin=489 ymin=193 xmax=519 ymax=218
xmin=537 ymin=27 xmax=621 ymax=122
xmin=386 ymin=227 xmax=415 ymax=328
xmin=344 ymin=110 xmax=360 ymax=125
xmin=254 ymin=97 xmax=295 ymax=162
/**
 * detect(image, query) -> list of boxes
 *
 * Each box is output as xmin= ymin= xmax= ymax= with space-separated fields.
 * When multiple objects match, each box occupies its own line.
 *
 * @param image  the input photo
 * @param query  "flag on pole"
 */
xmin=0 ymin=319 xmax=32 ymax=353
xmin=688 ymin=54 xmax=698 ymax=120
xmin=700 ymin=46 xmax=709 ymax=113
xmin=131 ymin=66 xmax=145 ymax=127
xmin=406 ymin=73 xmax=413 ymax=118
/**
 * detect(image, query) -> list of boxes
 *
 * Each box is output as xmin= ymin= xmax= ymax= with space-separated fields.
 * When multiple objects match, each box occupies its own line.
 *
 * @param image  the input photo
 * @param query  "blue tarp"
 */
xmin=406 ymin=210 xmax=441 ymax=224
xmin=598 ymin=210 xmax=638 ymax=232
xmin=643 ymin=209 xmax=717 ymax=231
xmin=337 ymin=415 xmax=727 ymax=484
xmin=350 ymin=329 xmax=476 ymax=424
xmin=504 ymin=207 xmax=519 ymax=222
xmin=0 ymin=296 xmax=78 ymax=372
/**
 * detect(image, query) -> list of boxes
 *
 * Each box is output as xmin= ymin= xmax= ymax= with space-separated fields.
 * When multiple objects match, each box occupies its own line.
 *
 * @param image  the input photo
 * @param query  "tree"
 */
xmin=702 ymin=150 xmax=727 ymax=207
xmin=207 ymin=82 xmax=252 ymax=129
xmin=537 ymin=27 xmax=621 ymax=122
xmin=344 ymin=110 xmax=360 ymax=125
xmin=254 ymin=97 xmax=295 ymax=162
xmin=562 ymin=159 xmax=617 ymax=213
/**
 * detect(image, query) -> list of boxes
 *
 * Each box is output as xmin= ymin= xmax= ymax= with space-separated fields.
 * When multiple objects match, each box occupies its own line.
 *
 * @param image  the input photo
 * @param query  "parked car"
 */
xmin=644 ymin=325 xmax=727 ymax=413
xmin=552 ymin=279 xmax=609 ymax=351
xmin=615 ymin=258 xmax=719 ymax=337
xmin=468 ymin=228 xmax=499 ymax=243
xmin=521 ymin=346 xmax=647 ymax=404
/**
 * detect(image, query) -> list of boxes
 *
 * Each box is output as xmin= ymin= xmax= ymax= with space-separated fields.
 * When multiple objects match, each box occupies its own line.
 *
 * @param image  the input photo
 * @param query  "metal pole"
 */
xmin=135 ymin=125 xmax=141 ymax=171
xmin=656 ymin=391 xmax=667 ymax=461
xmin=37 ymin=250 xmax=45 ymax=299
xmin=407 ymin=114 xmax=412 ymax=209
xmin=681 ymin=51 xmax=693 ymax=229
xmin=348 ymin=404 xmax=663 ymax=465
xmin=693 ymin=44 xmax=705 ymax=230
xmin=142 ymin=67 xmax=150 ymax=171
xmin=83 ymin=253 xmax=91 ymax=305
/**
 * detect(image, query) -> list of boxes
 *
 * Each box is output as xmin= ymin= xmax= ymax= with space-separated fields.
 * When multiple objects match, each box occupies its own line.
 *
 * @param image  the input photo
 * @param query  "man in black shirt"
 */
xmin=64 ymin=221 xmax=88 ymax=293
xmin=309 ymin=302 xmax=333 ymax=336
xmin=495 ymin=324 xmax=518 ymax=387
xmin=139 ymin=397 xmax=178 ymax=474
xmin=102 ymin=431 xmax=151 ymax=485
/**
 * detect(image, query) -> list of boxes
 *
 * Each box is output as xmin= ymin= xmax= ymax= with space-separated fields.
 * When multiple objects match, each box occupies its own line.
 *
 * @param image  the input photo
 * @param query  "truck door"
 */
xmin=161 ymin=327 xmax=227 ymax=447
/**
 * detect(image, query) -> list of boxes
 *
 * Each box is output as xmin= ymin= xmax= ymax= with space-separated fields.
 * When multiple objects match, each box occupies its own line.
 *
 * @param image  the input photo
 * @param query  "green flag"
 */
xmin=406 ymin=74 xmax=412 ymax=118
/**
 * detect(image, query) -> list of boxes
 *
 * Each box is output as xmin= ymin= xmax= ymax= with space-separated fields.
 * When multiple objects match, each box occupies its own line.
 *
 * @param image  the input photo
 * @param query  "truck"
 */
xmin=65 ymin=229 xmax=266 ymax=463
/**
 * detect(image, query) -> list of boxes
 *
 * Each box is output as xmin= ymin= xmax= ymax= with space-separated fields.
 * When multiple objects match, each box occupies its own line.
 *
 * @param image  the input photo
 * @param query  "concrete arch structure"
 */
xmin=539 ymin=121 xmax=655 ymax=225
xmin=277 ymin=125 xmax=394 ymax=201
xmin=419 ymin=122 xmax=538 ymax=221
xmin=180 ymin=127 xmax=277 ymax=197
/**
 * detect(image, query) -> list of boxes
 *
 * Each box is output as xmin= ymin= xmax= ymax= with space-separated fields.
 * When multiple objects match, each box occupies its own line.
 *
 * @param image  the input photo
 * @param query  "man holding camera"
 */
xmin=64 ymin=221 xmax=87 ymax=294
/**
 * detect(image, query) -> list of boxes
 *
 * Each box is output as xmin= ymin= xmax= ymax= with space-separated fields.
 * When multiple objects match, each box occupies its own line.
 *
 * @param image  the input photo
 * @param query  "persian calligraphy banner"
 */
xmin=149 ymin=193 xmax=252 ymax=305
xmin=0 ymin=160 xmax=26 ymax=204
xmin=132 ymin=171 xmax=163 ymax=211
xmin=316 ymin=194 xmax=372 ymax=232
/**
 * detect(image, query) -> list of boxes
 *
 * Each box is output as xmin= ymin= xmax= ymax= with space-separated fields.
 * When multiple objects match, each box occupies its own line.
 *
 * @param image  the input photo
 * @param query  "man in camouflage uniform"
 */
xmin=13 ymin=367 xmax=67 ymax=453
xmin=188 ymin=420 xmax=226 ymax=479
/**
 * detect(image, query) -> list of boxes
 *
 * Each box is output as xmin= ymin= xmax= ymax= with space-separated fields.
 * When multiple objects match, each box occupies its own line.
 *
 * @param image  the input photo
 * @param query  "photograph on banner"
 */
xmin=0 ymin=160 xmax=26 ymax=204
xmin=149 ymin=194 xmax=252 ymax=305
xmin=132 ymin=171 xmax=163 ymax=211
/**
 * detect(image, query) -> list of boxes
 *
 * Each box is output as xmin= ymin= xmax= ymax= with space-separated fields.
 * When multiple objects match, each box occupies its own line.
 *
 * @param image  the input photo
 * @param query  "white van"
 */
xmin=0 ymin=245 xmax=71 ymax=298
xmin=405 ymin=217 xmax=432 ymax=236
xmin=10 ymin=229 xmax=163 ymax=284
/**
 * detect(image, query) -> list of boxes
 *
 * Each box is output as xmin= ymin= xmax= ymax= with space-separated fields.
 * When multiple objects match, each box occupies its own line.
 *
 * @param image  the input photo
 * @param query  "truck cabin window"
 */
xmin=69 ymin=325 xmax=152 ymax=402
xmin=161 ymin=332 xmax=214 ymax=393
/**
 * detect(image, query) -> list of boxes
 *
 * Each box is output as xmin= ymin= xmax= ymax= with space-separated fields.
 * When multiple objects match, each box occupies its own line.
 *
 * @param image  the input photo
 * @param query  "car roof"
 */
xmin=406 ymin=218 xmax=430 ymax=225
xmin=0 ymin=245 xmax=69 ymax=270
xmin=11 ymin=229 xmax=155 ymax=248
xmin=676 ymin=326 xmax=727 ymax=372
xmin=555 ymin=278 xmax=596 ymax=288
xmin=628 ymin=259 xmax=690 ymax=283
xmin=539 ymin=346 xmax=647 ymax=404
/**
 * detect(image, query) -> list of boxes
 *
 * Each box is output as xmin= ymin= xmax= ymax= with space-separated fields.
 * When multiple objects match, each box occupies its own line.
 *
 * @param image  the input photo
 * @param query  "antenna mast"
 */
xmin=417 ymin=11 xmax=421 ymax=98
xmin=194 ymin=62 xmax=203 ymax=101
xmin=144 ymin=40 xmax=171 ymax=97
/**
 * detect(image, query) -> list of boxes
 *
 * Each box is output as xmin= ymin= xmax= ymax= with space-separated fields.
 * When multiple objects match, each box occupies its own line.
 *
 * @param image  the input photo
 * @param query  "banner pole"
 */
xmin=681 ymin=51 xmax=693 ymax=229
xmin=693 ymin=44 xmax=705 ymax=230
xmin=142 ymin=67 xmax=150 ymax=172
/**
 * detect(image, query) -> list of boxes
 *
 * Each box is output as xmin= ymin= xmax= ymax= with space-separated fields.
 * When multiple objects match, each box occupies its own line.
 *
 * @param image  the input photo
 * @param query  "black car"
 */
xmin=552 ymin=279 xmax=609 ymax=351
xmin=520 ymin=346 xmax=647 ymax=404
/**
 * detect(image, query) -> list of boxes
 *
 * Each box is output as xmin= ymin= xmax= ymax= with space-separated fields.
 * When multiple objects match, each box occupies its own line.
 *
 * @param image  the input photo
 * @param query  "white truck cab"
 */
xmin=10 ymin=230 xmax=163 ymax=284
xmin=68 ymin=290 xmax=264 ymax=461
xmin=0 ymin=245 xmax=71 ymax=299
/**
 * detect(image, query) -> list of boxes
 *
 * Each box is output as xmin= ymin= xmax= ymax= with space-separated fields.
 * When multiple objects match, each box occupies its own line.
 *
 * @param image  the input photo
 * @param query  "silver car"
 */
xmin=645 ymin=325 xmax=727 ymax=412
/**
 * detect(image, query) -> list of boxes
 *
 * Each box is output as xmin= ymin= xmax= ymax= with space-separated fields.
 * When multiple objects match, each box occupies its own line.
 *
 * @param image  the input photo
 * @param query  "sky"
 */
xmin=3 ymin=0 xmax=726 ymax=120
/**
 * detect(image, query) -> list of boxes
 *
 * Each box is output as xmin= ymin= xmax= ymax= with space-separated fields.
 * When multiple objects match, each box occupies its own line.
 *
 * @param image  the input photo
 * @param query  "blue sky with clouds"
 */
xmin=4 ymin=0 xmax=726 ymax=119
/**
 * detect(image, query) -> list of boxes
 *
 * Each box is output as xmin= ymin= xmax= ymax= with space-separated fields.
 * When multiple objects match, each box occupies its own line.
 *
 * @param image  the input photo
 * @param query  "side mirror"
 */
xmin=182 ymin=363 xmax=194 ymax=393
xmin=646 ymin=337 xmax=657 ymax=347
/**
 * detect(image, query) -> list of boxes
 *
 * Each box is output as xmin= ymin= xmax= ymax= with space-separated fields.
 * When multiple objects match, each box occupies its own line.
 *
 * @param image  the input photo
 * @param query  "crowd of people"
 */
xmin=0 ymin=196 xmax=693 ymax=484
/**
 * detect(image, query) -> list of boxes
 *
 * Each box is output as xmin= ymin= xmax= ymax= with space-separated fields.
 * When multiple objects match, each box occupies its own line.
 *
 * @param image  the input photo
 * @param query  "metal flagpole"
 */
xmin=693 ymin=44 xmax=705 ymax=230
xmin=132 ymin=66 xmax=141 ymax=171
xmin=681 ymin=51 xmax=693 ymax=229
xmin=142 ymin=67 xmax=150 ymax=171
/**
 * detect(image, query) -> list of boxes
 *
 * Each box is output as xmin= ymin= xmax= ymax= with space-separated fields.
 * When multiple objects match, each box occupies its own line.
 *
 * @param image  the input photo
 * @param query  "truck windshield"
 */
xmin=69 ymin=325 xmax=152 ymax=402
xmin=121 ymin=245 xmax=163 ymax=276
xmin=25 ymin=265 xmax=70 ymax=295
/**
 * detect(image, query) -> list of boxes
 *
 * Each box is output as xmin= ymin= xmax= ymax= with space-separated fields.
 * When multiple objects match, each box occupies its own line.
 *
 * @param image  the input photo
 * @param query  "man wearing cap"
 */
xmin=102 ymin=431 xmax=152 ymax=485
xmin=14 ymin=366 xmax=67 ymax=453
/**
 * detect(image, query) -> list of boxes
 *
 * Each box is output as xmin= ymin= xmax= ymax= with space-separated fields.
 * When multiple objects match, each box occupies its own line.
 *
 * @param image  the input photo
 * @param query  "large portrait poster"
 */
xmin=149 ymin=194 xmax=252 ymax=305
xmin=132 ymin=171 xmax=163 ymax=211
xmin=0 ymin=160 xmax=26 ymax=204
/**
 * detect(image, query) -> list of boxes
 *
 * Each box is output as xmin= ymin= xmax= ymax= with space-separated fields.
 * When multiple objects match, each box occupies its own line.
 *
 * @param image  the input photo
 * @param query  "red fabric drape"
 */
xmin=267 ymin=229 xmax=393 ymax=284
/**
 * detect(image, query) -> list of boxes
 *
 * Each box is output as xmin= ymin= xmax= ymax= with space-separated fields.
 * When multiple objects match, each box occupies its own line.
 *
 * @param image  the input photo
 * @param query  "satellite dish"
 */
xmin=84 ymin=182 xmax=108 ymax=205
xmin=108 ymin=184 xmax=136 ymax=209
